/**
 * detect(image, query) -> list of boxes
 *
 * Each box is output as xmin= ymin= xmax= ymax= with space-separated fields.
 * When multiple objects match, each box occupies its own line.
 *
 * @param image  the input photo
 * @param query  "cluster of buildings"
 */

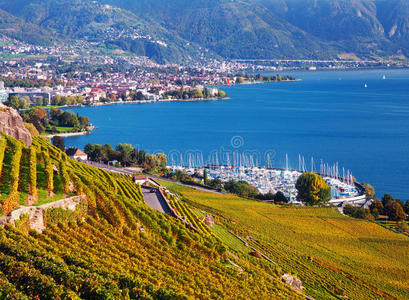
xmin=0 ymin=60 xmax=238 ymax=105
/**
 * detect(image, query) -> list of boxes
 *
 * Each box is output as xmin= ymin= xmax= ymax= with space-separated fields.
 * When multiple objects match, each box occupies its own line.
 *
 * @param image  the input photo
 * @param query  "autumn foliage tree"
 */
xmin=296 ymin=172 xmax=331 ymax=205
xmin=384 ymin=201 xmax=406 ymax=221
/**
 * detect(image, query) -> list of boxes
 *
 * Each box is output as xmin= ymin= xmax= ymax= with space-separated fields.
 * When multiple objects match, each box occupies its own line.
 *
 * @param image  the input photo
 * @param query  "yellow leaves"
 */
xmin=0 ymin=137 xmax=6 ymax=175
xmin=10 ymin=140 xmax=23 ymax=193
xmin=29 ymin=147 xmax=37 ymax=198
xmin=1 ymin=192 xmax=20 ymax=215
xmin=296 ymin=172 xmax=331 ymax=205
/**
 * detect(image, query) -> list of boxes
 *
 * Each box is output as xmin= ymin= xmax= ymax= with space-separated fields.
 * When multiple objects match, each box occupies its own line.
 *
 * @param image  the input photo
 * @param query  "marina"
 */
xmin=169 ymin=153 xmax=366 ymax=205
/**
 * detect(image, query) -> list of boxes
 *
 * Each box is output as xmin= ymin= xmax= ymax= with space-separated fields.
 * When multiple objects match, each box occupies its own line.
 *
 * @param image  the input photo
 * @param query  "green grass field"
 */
xmin=160 ymin=180 xmax=409 ymax=299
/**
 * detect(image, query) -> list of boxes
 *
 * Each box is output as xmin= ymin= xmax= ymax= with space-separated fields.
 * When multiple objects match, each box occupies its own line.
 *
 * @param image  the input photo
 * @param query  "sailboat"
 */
xmin=364 ymin=84 xmax=368 ymax=88
xmin=382 ymin=75 xmax=386 ymax=80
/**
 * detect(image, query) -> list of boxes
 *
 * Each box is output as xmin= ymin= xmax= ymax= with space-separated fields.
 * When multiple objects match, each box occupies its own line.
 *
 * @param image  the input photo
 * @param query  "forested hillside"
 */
xmin=0 ymin=8 xmax=54 ymax=46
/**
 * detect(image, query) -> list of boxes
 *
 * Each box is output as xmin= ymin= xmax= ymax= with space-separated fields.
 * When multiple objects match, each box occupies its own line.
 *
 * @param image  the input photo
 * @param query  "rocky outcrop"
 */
xmin=0 ymin=195 xmax=85 ymax=232
xmin=282 ymin=274 xmax=304 ymax=292
xmin=0 ymin=103 xmax=32 ymax=146
xmin=204 ymin=214 xmax=215 ymax=226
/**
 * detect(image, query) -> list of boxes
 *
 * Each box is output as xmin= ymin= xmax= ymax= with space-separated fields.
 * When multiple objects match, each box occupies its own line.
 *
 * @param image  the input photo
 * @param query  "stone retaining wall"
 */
xmin=0 ymin=195 xmax=86 ymax=233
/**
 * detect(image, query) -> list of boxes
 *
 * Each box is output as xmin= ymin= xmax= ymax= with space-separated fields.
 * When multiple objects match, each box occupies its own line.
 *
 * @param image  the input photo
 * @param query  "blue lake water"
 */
xmin=64 ymin=69 xmax=409 ymax=200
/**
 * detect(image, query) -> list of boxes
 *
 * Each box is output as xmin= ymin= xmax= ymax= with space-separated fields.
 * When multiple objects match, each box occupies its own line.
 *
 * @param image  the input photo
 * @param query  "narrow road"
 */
xmin=84 ymin=162 xmax=173 ymax=215
xmin=83 ymin=161 xmax=220 ymax=214
xmin=84 ymin=162 xmax=224 ymax=195
xmin=85 ymin=161 xmax=134 ymax=175
xmin=141 ymin=187 xmax=172 ymax=215
xmin=149 ymin=175 xmax=225 ymax=194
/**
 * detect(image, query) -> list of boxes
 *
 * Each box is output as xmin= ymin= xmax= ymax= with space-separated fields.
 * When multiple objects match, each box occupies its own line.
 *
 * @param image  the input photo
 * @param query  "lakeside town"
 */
xmin=1 ymin=34 xmax=409 ymax=107
xmin=0 ymin=61 xmax=300 ymax=106
xmin=0 ymin=63 xmax=231 ymax=105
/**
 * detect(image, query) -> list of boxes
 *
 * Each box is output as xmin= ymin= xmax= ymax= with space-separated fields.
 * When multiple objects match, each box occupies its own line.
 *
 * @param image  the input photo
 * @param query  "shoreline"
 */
xmin=215 ymin=79 xmax=302 ymax=87
xmin=43 ymin=131 xmax=92 ymax=138
xmin=53 ymin=96 xmax=229 ymax=109
xmin=88 ymin=96 xmax=229 ymax=107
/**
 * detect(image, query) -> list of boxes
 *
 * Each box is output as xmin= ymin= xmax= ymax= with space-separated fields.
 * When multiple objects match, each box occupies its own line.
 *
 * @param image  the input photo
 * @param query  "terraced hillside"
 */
xmin=0 ymin=134 xmax=301 ymax=299
xmin=160 ymin=181 xmax=409 ymax=300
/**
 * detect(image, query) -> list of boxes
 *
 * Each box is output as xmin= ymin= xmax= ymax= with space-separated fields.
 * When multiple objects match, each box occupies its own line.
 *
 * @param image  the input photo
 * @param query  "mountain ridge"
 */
xmin=0 ymin=0 xmax=409 ymax=62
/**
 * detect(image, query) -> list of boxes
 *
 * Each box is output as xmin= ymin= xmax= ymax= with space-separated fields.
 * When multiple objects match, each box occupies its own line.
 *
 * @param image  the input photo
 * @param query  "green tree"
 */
xmin=273 ymin=191 xmax=288 ymax=204
xmin=79 ymin=116 xmax=90 ymax=129
xmin=120 ymin=150 xmax=131 ymax=166
xmin=84 ymin=144 xmax=103 ymax=162
xmin=369 ymin=199 xmax=384 ymax=219
xmin=60 ymin=111 xmax=79 ymax=127
xmin=156 ymin=153 xmax=167 ymax=170
xmin=382 ymin=194 xmax=394 ymax=207
xmin=9 ymin=96 xmax=20 ymax=109
xmin=116 ymin=144 xmax=134 ymax=154
xmin=208 ymin=178 xmax=223 ymax=190
xmin=51 ymin=95 xmax=62 ymax=106
xmin=50 ymin=108 xmax=64 ymax=125
xmin=224 ymin=180 xmax=259 ymax=198
xmin=203 ymin=169 xmax=208 ymax=185
xmin=102 ymin=144 xmax=115 ymax=162
xmin=52 ymin=136 xmax=65 ymax=151
xmin=138 ymin=150 xmax=146 ymax=164
xmin=203 ymin=88 xmax=209 ymax=98
xmin=295 ymin=172 xmax=331 ymax=205
xmin=19 ymin=96 xmax=30 ymax=109
xmin=145 ymin=154 xmax=158 ymax=171
xmin=343 ymin=205 xmax=373 ymax=220
xmin=129 ymin=148 xmax=140 ymax=164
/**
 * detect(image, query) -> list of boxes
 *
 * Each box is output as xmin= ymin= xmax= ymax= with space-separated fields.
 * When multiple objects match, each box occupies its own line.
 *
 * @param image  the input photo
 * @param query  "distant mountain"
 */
xmin=0 ymin=0 xmax=212 ymax=63
xmin=376 ymin=0 xmax=409 ymax=51
xmin=104 ymin=0 xmax=339 ymax=59
xmin=253 ymin=0 xmax=402 ymax=58
xmin=1 ymin=0 xmax=409 ymax=62
xmin=103 ymin=0 xmax=409 ymax=60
